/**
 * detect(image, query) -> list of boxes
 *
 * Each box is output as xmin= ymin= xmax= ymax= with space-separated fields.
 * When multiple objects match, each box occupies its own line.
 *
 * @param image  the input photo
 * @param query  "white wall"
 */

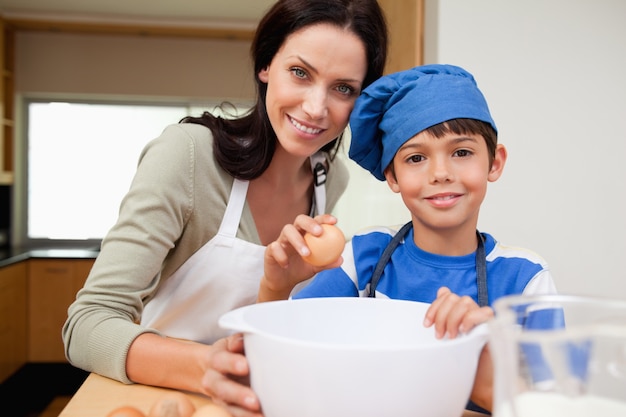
xmin=338 ymin=0 xmax=626 ymax=299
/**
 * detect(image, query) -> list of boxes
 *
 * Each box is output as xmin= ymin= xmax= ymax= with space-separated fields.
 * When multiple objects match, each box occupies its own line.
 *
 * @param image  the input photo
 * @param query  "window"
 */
xmin=15 ymin=97 xmax=409 ymax=249
xmin=17 ymin=98 xmax=249 ymax=248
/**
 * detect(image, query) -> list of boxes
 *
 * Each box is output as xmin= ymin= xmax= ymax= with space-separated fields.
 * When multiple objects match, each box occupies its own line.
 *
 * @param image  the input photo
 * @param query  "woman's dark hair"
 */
xmin=182 ymin=0 xmax=388 ymax=179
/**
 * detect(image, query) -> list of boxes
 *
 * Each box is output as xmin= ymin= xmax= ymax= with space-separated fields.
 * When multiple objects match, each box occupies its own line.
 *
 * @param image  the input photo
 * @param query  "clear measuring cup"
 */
xmin=489 ymin=294 xmax=626 ymax=417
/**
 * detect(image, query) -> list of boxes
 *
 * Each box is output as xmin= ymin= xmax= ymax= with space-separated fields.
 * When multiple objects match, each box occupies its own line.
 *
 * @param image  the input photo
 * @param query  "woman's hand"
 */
xmin=127 ymin=333 xmax=262 ymax=416
xmin=423 ymin=286 xmax=493 ymax=339
xmin=201 ymin=334 xmax=263 ymax=417
xmin=258 ymin=214 xmax=342 ymax=302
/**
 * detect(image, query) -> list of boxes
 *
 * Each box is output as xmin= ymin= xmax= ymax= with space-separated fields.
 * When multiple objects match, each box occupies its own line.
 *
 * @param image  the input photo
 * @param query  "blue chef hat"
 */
xmin=348 ymin=64 xmax=497 ymax=181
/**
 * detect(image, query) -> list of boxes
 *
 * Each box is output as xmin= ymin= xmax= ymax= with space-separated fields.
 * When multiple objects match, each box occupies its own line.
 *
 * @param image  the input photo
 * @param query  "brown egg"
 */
xmin=106 ymin=405 xmax=146 ymax=417
xmin=303 ymin=224 xmax=345 ymax=266
xmin=190 ymin=404 xmax=233 ymax=417
xmin=148 ymin=392 xmax=196 ymax=417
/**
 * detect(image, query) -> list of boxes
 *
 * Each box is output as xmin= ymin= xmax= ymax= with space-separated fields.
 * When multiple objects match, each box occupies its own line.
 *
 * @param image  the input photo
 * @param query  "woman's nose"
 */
xmin=302 ymin=86 xmax=328 ymax=120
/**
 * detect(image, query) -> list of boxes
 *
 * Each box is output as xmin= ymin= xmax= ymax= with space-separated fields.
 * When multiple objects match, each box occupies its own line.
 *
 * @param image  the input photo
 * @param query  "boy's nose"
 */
xmin=430 ymin=159 xmax=453 ymax=183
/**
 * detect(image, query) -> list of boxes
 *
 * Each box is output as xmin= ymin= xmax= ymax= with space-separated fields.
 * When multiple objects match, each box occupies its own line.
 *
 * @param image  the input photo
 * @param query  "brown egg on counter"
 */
xmin=148 ymin=392 xmax=196 ymax=417
xmin=190 ymin=404 xmax=232 ymax=417
xmin=302 ymin=224 xmax=345 ymax=266
xmin=106 ymin=405 xmax=146 ymax=417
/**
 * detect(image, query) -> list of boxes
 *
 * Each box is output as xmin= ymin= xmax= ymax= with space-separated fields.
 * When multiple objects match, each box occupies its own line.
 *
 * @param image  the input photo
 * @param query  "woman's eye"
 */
xmin=291 ymin=67 xmax=307 ymax=79
xmin=337 ymin=84 xmax=356 ymax=96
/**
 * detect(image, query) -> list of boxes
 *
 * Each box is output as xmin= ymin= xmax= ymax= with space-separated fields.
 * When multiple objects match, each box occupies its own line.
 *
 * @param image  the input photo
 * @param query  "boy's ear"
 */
xmin=488 ymin=144 xmax=508 ymax=182
xmin=384 ymin=165 xmax=401 ymax=193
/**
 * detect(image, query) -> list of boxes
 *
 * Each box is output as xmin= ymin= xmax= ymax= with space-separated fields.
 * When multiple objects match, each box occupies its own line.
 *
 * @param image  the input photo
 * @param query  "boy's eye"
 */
xmin=455 ymin=149 xmax=472 ymax=157
xmin=407 ymin=155 xmax=425 ymax=163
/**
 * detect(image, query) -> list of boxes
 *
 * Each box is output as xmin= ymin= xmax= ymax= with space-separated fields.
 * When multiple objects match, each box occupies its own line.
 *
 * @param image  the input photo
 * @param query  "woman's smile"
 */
xmin=288 ymin=115 xmax=324 ymax=136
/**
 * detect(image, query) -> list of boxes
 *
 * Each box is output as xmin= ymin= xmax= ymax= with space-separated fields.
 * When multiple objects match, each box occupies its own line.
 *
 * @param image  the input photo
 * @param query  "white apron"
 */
xmin=140 ymin=154 xmax=327 ymax=343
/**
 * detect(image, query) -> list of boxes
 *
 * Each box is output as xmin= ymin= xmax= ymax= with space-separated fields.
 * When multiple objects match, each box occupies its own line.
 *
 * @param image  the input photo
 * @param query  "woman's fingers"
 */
xmin=201 ymin=336 xmax=261 ymax=415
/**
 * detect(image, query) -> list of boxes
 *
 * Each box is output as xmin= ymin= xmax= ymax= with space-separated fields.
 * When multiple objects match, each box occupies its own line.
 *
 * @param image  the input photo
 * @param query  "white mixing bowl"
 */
xmin=219 ymin=297 xmax=488 ymax=417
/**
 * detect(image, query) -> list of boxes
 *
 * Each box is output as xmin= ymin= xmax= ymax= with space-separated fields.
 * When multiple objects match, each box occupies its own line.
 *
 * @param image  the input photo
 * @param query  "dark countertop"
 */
xmin=0 ymin=247 xmax=99 ymax=268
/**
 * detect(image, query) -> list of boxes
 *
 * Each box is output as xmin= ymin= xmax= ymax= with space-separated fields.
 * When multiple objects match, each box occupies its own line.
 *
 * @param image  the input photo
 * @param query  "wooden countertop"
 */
xmin=59 ymin=373 xmax=216 ymax=416
xmin=60 ymin=373 xmax=490 ymax=417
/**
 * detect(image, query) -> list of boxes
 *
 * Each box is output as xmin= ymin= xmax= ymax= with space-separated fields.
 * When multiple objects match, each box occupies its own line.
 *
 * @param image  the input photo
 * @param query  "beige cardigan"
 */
xmin=62 ymin=122 xmax=349 ymax=383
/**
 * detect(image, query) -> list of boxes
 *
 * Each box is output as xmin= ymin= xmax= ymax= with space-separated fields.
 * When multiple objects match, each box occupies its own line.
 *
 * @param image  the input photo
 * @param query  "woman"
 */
xmin=62 ymin=1 xmax=388 ymax=416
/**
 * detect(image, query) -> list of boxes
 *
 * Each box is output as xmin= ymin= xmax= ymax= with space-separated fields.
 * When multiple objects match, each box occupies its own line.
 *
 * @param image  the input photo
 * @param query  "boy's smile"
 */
xmin=424 ymin=192 xmax=464 ymax=208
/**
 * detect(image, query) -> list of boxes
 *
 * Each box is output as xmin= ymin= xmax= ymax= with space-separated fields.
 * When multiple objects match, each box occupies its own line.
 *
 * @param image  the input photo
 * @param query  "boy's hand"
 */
xmin=258 ymin=214 xmax=343 ymax=302
xmin=423 ymin=286 xmax=494 ymax=339
xmin=423 ymin=287 xmax=495 ymax=412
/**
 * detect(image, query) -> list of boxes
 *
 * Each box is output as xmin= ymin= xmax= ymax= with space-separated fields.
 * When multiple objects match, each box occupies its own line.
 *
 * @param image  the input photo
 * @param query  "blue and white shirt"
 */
xmin=293 ymin=225 xmax=556 ymax=306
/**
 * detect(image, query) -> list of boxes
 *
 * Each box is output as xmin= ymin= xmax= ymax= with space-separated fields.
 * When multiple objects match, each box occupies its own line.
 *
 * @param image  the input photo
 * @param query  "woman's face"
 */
xmin=258 ymin=23 xmax=367 ymax=158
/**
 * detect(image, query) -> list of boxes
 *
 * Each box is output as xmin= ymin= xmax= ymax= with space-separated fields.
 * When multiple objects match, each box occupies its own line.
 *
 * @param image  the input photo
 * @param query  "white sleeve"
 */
xmin=522 ymin=270 xmax=558 ymax=295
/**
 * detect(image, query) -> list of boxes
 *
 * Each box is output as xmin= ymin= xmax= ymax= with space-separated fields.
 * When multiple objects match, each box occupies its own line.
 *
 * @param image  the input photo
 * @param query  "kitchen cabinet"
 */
xmin=27 ymin=259 xmax=94 ymax=362
xmin=379 ymin=0 xmax=424 ymax=74
xmin=0 ymin=261 xmax=27 ymax=382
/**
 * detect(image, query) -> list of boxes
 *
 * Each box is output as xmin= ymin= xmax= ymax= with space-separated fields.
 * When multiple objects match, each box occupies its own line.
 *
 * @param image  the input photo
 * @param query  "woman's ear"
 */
xmin=488 ymin=144 xmax=508 ymax=182
xmin=258 ymin=66 xmax=269 ymax=83
xmin=384 ymin=165 xmax=401 ymax=193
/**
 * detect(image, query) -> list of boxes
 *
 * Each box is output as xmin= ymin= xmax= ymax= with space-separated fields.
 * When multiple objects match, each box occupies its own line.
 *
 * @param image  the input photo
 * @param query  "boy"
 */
xmin=259 ymin=64 xmax=557 ymax=412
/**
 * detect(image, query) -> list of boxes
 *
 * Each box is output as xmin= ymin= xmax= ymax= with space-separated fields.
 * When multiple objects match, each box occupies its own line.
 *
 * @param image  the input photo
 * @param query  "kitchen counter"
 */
xmin=0 ymin=247 xmax=99 ymax=268
xmin=60 ymin=372 xmax=489 ymax=417
xmin=59 ymin=373 xmax=215 ymax=416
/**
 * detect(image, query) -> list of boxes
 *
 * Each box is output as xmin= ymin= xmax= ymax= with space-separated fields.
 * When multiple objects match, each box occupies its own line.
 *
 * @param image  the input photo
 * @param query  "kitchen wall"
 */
xmin=337 ymin=0 xmax=626 ymax=300
xmin=15 ymin=31 xmax=255 ymax=100
xmin=424 ymin=0 xmax=626 ymax=298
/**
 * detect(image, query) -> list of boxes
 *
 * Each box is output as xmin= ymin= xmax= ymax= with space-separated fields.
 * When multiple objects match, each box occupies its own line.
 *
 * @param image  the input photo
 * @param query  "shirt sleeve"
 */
xmin=522 ymin=269 xmax=558 ymax=295
xmin=292 ymin=268 xmax=359 ymax=298
xmin=62 ymin=123 xmax=198 ymax=383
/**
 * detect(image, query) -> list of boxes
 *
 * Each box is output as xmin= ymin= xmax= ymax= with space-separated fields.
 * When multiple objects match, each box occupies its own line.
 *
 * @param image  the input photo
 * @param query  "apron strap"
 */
xmin=368 ymin=223 xmax=489 ymax=307
xmin=216 ymin=178 xmax=249 ymax=246
xmin=310 ymin=152 xmax=327 ymax=216
xmin=219 ymin=155 xmax=327 ymax=244
xmin=475 ymin=232 xmax=488 ymax=307
xmin=368 ymin=221 xmax=413 ymax=298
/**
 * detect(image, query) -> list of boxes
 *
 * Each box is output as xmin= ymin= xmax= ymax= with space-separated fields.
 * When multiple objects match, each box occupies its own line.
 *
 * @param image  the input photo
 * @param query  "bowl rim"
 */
xmin=223 ymin=297 xmax=489 ymax=351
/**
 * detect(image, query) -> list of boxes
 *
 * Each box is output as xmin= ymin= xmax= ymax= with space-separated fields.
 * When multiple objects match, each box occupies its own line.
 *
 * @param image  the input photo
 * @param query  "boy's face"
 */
xmin=384 ymin=129 xmax=506 ymax=234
